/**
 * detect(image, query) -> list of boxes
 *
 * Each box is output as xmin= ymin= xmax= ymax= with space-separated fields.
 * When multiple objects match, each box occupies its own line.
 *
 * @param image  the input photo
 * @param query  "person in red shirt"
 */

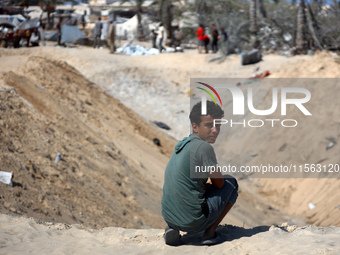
xmin=196 ymin=24 xmax=205 ymax=53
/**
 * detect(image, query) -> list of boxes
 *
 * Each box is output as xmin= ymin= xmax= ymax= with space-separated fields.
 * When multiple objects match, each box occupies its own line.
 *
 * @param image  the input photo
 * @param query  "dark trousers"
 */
xmin=159 ymin=38 xmax=165 ymax=52
xmin=94 ymin=35 xmax=101 ymax=48
xmin=58 ymin=32 xmax=61 ymax=45
xmin=152 ymin=38 xmax=157 ymax=48
xmin=212 ymin=40 xmax=218 ymax=52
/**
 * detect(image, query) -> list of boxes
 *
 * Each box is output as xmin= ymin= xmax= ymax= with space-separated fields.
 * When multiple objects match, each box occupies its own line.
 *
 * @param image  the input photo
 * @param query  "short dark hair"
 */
xmin=189 ymin=101 xmax=224 ymax=126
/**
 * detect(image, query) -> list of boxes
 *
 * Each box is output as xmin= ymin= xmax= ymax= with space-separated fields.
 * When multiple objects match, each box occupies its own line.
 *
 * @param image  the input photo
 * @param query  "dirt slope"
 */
xmin=252 ymin=51 xmax=340 ymax=226
xmin=0 ymin=56 xmax=175 ymax=229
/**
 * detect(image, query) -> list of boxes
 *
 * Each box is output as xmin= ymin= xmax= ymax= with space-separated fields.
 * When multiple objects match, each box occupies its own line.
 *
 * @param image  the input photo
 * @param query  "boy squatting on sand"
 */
xmin=161 ymin=101 xmax=239 ymax=245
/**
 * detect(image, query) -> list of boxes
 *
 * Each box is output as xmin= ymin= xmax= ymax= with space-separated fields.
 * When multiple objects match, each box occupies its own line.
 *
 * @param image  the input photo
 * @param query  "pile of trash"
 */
xmin=116 ymin=43 xmax=160 ymax=56
xmin=116 ymin=43 xmax=183 ymax=56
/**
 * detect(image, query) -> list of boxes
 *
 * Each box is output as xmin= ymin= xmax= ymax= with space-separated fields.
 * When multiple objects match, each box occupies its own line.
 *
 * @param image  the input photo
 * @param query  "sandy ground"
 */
xmin=1 ymin=44 xmax=340 ymax=253
xmin=1 ymin=214 xmax=340 ymax=255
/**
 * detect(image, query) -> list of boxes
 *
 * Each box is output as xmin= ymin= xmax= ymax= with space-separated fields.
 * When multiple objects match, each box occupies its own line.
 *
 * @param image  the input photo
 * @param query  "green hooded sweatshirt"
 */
xmin=161 ymin=134 xmax=218 ymax=228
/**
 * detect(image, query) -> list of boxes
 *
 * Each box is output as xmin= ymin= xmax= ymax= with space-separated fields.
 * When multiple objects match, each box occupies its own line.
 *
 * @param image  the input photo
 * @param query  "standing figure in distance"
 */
xmin=56 ymin=17 xmax=63 ymax=46
xmin=107 ymin=20 xmax=115 ymax=54
xmin=151 ymin=29 xmax=158 ymax=49
xmin=211 ymin=24 xmax=219 ymax=53
xmin=157 ymin=22 xmax=166 ymax=52
xmin=94 ymin=17 xmax=102 ymax=49
xmin=196 ymin=24 xmax=205 ymax=53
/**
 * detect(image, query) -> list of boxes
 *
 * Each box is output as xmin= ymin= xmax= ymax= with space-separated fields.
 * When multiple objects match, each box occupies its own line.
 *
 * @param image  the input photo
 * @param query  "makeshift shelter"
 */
xmin=44 ymin=24 xmax=85 ymax=43
xmin=17 ymin=19 xmax=39 ymax=30
xmin=45 ymin=31 xmax=58 ymax=41
xmin=61 ymin=24 xmax=85 ymax=43
xmin=0 ymin=14 xmax=26 ymax=27
xmin=115 ymin=14 xmax=149 ymax=40
xmin=0 ymin=20 xmax=16 ymax=29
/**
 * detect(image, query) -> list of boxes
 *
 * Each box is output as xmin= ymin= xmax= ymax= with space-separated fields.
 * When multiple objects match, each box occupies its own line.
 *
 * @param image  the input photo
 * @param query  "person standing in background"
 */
xmin=81 ymin=11 xmax=86 ymax=29
xmin=196 ymin=24 xmax=205 ymax=53
xmin=151 ymin=29 xmax=158 ymax=48
xmin=211 ymin=24 xmax=219 ymax=53
xmin=221 ymin=28 xmax=228 ymax=42
xmin=107 ymin=20 xmax=115 ymax=54
xmin=56 ymin=17 xmax=63 ymax=46
xmin=94 ymin=17 xmax=102 ymax=49
xmin=157 ymin=23 xmax=166 ymax=52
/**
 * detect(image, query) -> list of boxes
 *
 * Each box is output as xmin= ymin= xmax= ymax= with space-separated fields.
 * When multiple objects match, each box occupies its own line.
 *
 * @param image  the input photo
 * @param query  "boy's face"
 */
xmin=192 ymin=115 xmax=221 ymax=144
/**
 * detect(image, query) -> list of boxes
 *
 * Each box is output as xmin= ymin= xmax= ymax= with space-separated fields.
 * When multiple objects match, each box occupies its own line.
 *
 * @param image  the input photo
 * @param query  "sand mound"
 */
xmin=1 ymin=46 xmax=340 ymax=233
xmin=251 ymin=52 xmax=340 ymax=226
xmin=0 ymin=55 xmax=175 ymax=229
xmin=272 ymin=51 xmax=340 ymax=78
xmin=1 ymin=214 xmax=340 ymax=254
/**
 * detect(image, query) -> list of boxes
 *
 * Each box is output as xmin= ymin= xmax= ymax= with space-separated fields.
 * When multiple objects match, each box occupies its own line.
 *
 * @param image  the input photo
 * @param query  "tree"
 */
xmin=259 ymin=0 xmax=267 ymax=18
xmin=158 ymin=0 xmax=173 ymax=44
xmin=249 ymin=0 xmax=257 ymax=35
xmin=39 ymin=0 xmax=59 ymax=29
xmin=249 ymin=0 xmax=260 ymax=48
xmin=296 ymin=0 xmax=308 ymax=53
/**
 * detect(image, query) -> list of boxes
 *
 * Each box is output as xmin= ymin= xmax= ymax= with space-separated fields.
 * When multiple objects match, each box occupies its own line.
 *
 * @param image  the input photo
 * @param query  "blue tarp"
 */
xmin=61 ymin=24 xmax=84 ymax=43
xmin=44 ymin=30 xmax=58 ymax=41
xmin=44 ymin=25 xmax=84 ymax=43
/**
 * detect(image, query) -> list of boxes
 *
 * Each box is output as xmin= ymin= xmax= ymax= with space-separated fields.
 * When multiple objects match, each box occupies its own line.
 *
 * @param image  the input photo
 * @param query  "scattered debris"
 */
xmin=241 ymin=49 xmax=262 ymax=65
xmin=280 ymin=222 xmax=289 ymax=228
xmin=253 ymin=66 xmax=260 ymax=73
xmin=116 ymin=44 xmax=160 ymax=56
xmin=0 ymin=171 xmax=13 ymax=186
xmin=308 ymin=202 xmax=316 ymax=210
xmin=268 ymin=205 xmax=280 ymax=212
xmin=279 ymin=143 xmax=287 ymax=152
xmin=326 ymin=136 xmax=336 ymax=150
xmin=153 ymin=138 xmax=161 ymax=146
xmin=251 ymin=70 xmax=270 ymax=79
xmin=54 ymin=153 xmax=61 ymax=164
xmin=153 ymin=121 xmax=171 ymax=130
xmin=287 ymin=225 xmax=298 ymax=233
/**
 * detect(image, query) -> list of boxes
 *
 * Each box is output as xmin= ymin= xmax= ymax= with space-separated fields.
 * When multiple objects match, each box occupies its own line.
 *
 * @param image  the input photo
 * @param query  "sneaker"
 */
xmin=163 ymin=226 xmax=181 ymax=246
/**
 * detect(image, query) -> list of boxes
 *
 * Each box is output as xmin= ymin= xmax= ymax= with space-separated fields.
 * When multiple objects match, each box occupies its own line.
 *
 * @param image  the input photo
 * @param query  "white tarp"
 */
xmin=115 ymin=14 xmax=149 ymax=40
xmin=116 ymin=15 xmax=138 ymax=40
xmin=17 ymin=18 xmax=40 ymax=30
xmin=0 ymin=14 xmax=26 ymax=27
xmin=116 ymin=43 xmax=160 ymax=56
